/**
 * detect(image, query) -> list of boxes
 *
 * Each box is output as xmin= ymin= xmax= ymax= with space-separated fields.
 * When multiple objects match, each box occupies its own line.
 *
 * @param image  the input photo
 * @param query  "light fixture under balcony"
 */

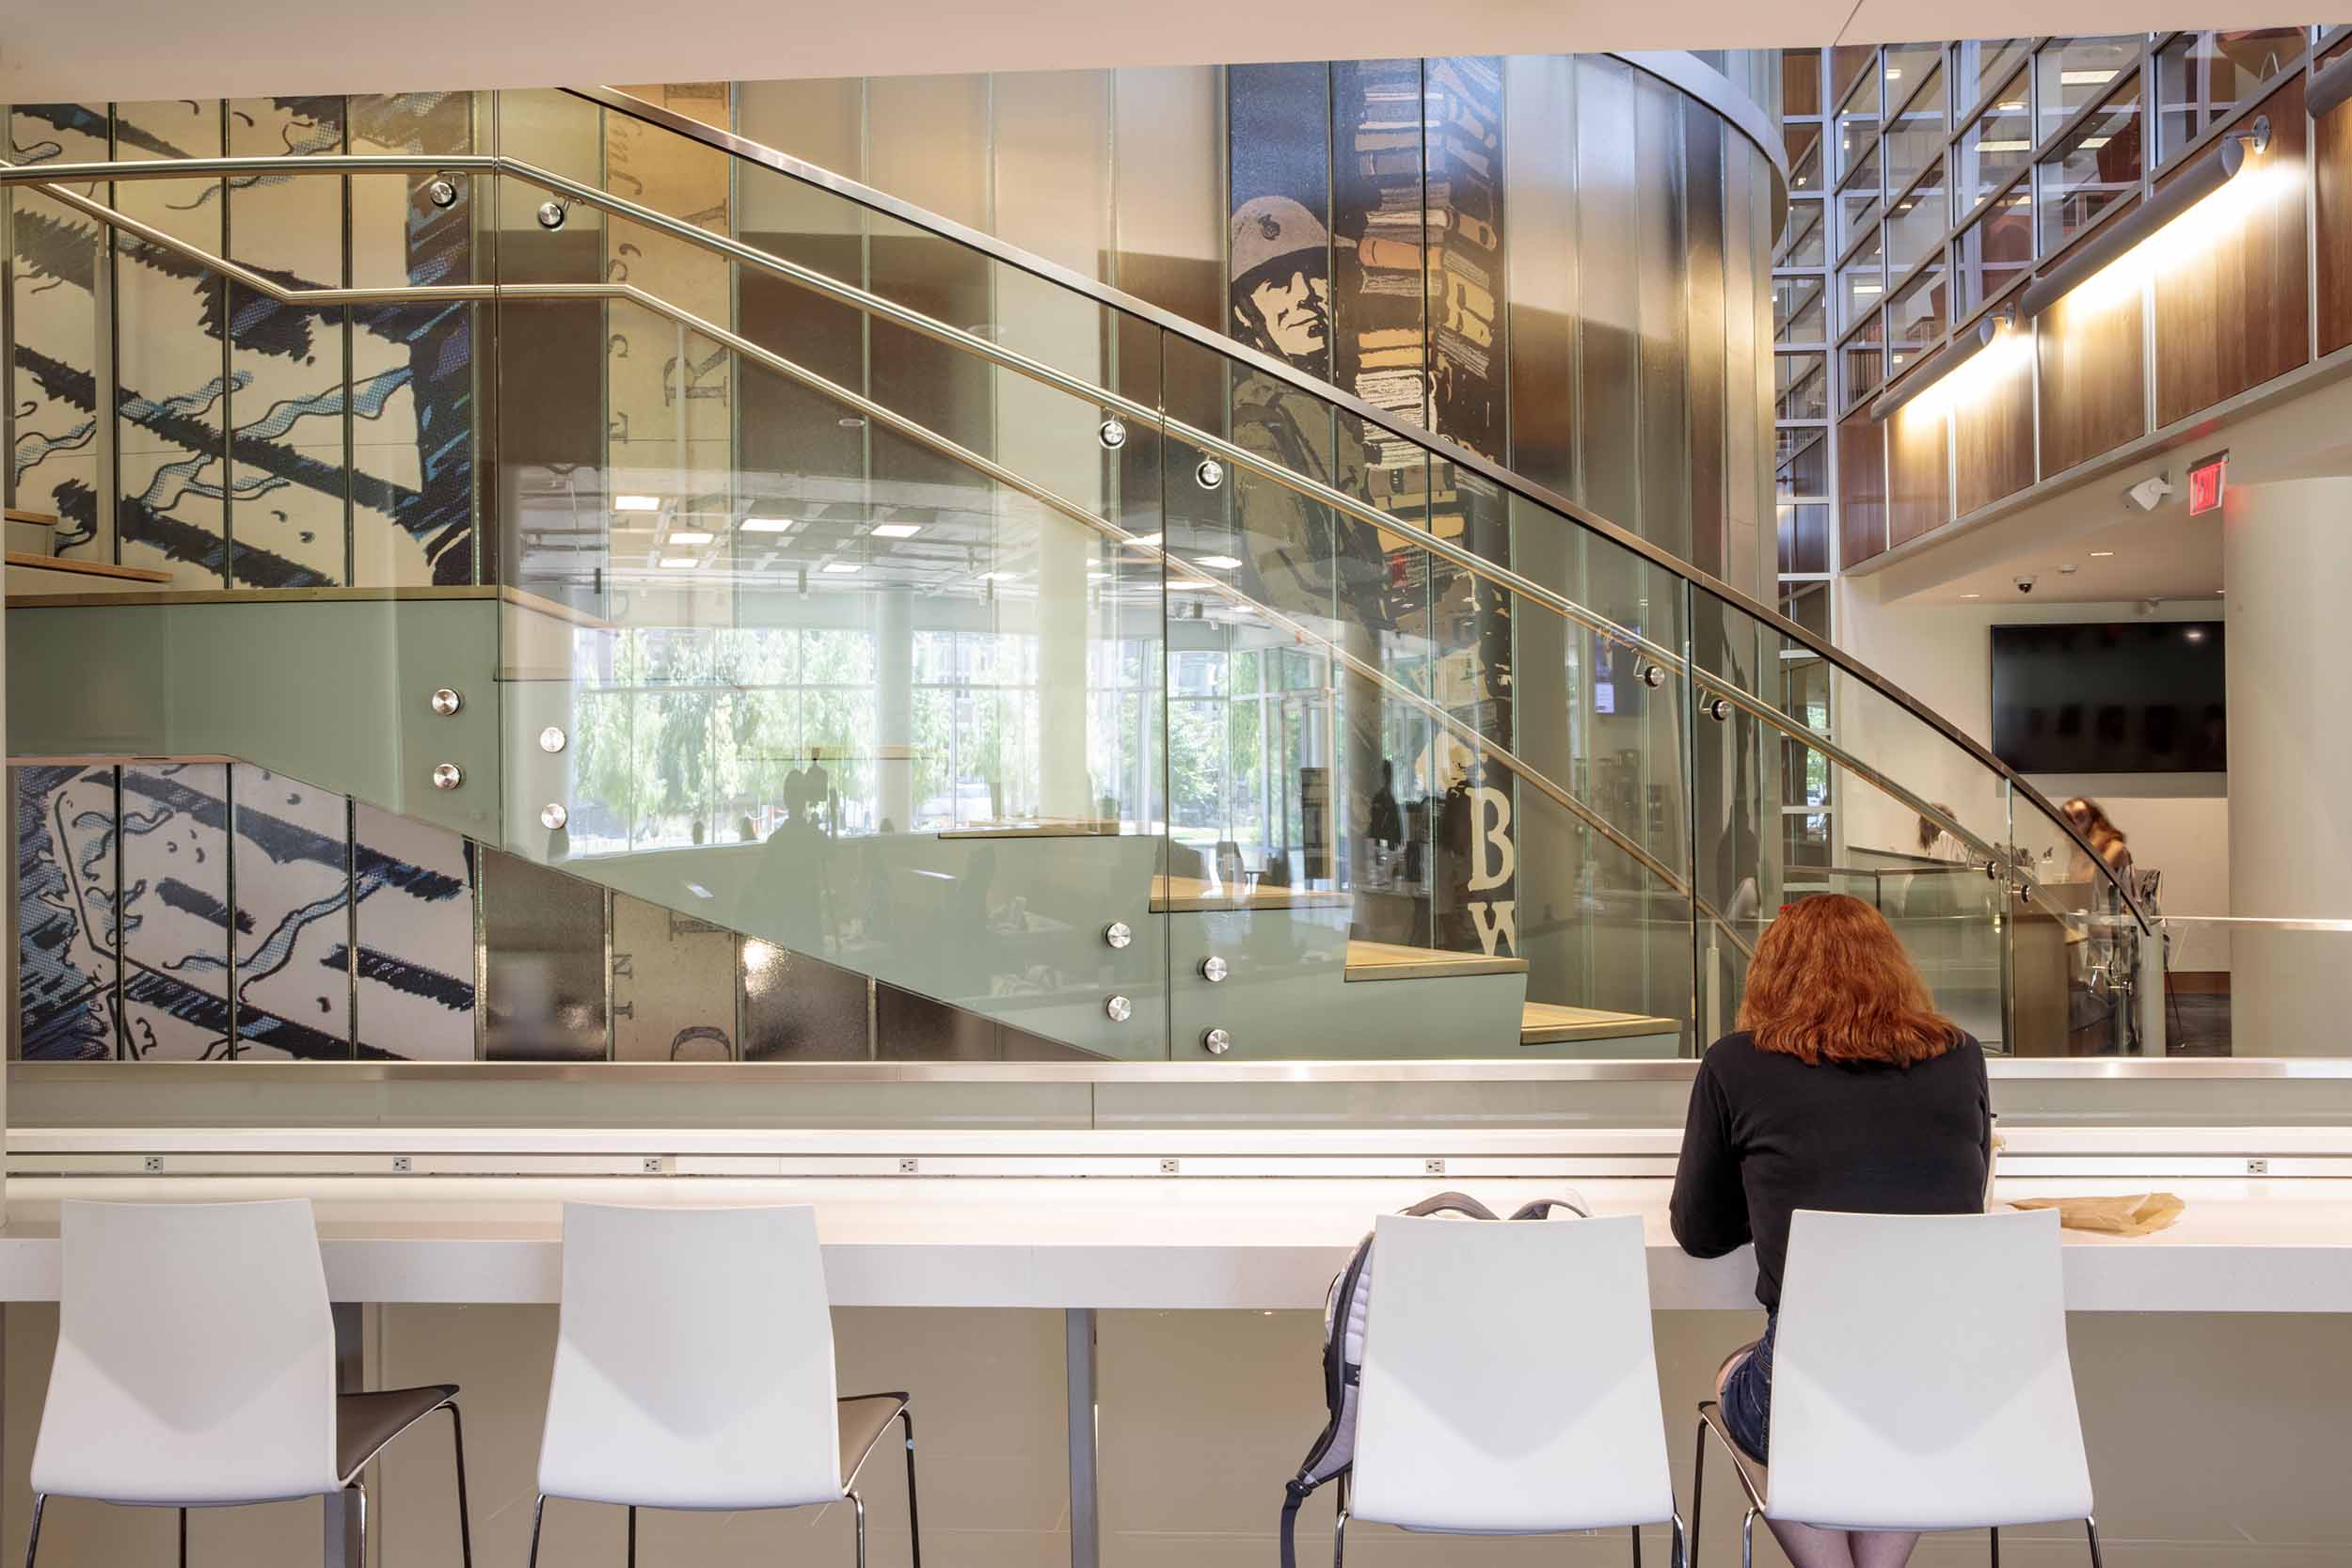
xmin=740 ymin=516 xmax=795 ymax=532
xmin=613 ymin=494 xmax=663 ymax=513
xmin=1869 ymin=308 xmax=2018 ymax=422
xmin=821 ymin=562 xmax=862 ymax=575
xmin=659 ymin=556 xmax=699 ymax=570
xmin=869 ymin=522 xmax=922 ymax=539
xmin=2017 ymin=116 xmax=2271 ymax=321
xmin=667 ymin=531 xmax=714 ymax=546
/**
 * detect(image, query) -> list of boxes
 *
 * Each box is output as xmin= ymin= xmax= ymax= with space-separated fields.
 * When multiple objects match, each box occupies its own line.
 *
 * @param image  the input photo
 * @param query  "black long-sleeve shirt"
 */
xmin=1670 ymin=1030 xmax=1992 ymax=1310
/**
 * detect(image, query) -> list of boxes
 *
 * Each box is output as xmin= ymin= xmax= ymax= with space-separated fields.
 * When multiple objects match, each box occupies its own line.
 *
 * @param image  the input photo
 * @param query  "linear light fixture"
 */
xmin=1869 ymin=309 xmax=2012 ymax=422
xmin=666 ymin=530 xmax=714 ymax=546
xmin=739 ymin=516 xmax=794 ymax=532
xmin=2312 ymin=52 xmax=2352 ymax=119
xmin=613 ymin=494 xmax=663 ymax=513
xmin=869 ymin=522 xmax=922 ymax=539
xmin=2017 ymin=116 xmax=2270 ymax=320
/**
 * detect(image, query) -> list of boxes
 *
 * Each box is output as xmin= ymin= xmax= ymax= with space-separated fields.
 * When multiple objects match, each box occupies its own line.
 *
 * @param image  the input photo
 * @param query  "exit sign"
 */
xmin=2187 ymin=451 xmax=2228 ymax=516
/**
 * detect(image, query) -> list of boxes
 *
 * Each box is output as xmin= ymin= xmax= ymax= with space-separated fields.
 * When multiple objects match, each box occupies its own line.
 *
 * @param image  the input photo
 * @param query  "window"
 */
xmin=2037 ymin=81 xmax=2143 ymax=256
xmin=1836 ymin=68 xmax=1882 ymax=182
xmin=1955 ymin=39 xmax=2033 ymax=114
xmin=1886 ymin=157 xmax=1947 ymax=270
xmin=1788 ymin=124 xmax=1824 ymax=194
xmin=1886 ymin=263 xmax=1948 ymax=375
xmin=1784 ymin=49 xmax=1824 ymax=117
xmin=1837 ymin=141 xmax=1883 ymax=252
xmin=1837 ymin=226 xmax=1885 ymax=334
xmin=1955 ymin=188 xmax=2034 ymax=312
xmin=1882 ymin=43 xmax=1946 ymax=106
xmin=2037 ymin=37 xmax=2141 ymax=145
xmin=1883 ymin=71 xmax=1947 ymax=198
xmin=1775 ymin=274 xmax=1827 ymax=344
xmin=1778 ymin=431 xmax=1830 ymax=500
xmin=1776 ymin=351 xmax=1830 ymax=421
xmin=1841 ymin=311 xmax=1886 ymax=404
xmin=1777 ymin=505 xmax=1831 ymax=574
xmin=1956 ymin=69 xmax=2034 ymax=218
xmin=1780 ymin=198 xmax=1827 ymax=267
xmin=2155 ymin=28 xmax=2305 ymax=161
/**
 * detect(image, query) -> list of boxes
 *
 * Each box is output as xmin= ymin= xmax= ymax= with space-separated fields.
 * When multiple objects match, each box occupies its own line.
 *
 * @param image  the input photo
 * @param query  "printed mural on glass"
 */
xmin=15 ymin=765 xmax=119 ymax=1060
xmin=6 ymin=96 xmax=475 ymax=586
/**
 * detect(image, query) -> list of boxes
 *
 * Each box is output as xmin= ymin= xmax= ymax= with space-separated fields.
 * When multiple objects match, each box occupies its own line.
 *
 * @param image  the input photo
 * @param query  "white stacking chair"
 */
xmin=1694 ymin=1208 xmax=2101 ymax=1567
xmin=1343 ymin=1211 xmax=1684 ymax=1566
xmin=25 ymin=1198 xmax=471 ymax=1568
xmin=528 ymin=1202 xmax=921 ymax=1567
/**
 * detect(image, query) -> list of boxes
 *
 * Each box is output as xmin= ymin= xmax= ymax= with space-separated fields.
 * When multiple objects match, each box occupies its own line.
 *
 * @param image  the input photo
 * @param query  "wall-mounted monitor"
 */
xmin=1990 ymin=622 xmax=2226 ymax=775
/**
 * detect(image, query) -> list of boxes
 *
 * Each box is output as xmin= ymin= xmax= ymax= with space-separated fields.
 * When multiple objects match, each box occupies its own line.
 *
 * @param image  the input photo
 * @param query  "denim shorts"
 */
xmin=1718 ymin=1314 xmax=1776 ymax=1465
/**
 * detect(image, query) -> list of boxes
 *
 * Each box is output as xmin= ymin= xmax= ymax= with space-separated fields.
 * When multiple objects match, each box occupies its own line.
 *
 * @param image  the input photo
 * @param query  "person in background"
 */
xmin=1915 ymin=802 xmax=1968 ymax=863
xmin=2058 ymin=796 xmax=2133 ymax=882
xmin=1672 ymin=893 xmax=1991 ymax=1568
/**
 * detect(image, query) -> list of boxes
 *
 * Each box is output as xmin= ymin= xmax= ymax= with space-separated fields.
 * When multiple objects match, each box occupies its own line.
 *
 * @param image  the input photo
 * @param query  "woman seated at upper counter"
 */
xmin=1671 ymin=892 xmax=1991 ymax=1568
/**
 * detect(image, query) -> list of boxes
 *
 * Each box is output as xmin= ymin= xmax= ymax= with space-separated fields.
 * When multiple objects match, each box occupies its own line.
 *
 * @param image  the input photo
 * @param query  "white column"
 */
xmin=2222 ymin=476 xmax=2352 ymax=1054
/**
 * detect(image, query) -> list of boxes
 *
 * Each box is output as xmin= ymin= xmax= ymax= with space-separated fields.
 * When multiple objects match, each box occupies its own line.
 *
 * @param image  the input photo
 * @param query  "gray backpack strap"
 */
xmin=1403 ymin=1191 xmax=1500 ymax=1221
xmin=1508 ymin=1195 xmax=1589 ymax=1221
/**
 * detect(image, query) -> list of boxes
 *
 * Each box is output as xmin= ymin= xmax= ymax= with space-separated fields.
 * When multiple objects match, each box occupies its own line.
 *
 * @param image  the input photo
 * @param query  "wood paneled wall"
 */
xmin=1886 ymin=401 xmax=1949 ymax=549
xmin=2153 ymin=76 xmax=2310 ymax=428
xmin=2036 ymin=257 xmax=2147 ymax=479
xmin=1952 ymin=328 xmax=2037 ymax=515
xmin=2315 ymin=43 xmax=2352 ymax=355
xmin=1838 ymin=409 xmax=1887 ymax=565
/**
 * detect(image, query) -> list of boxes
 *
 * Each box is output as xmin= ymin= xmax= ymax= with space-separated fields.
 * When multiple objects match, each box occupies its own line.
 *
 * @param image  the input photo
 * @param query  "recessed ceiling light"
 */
xmin=1196 ymin=555 xmax=1243 ymax=570
xmin=739 ymin=516 xmax=794 ymax=532
xmin=1885 ymin=67 xmax=1902 ymax=79
xmin=2090 ymin=550 xmax=2116 ymax=558
xmin=1961 ymin=592 xmax=1981 ymax=599
xmin=1995 ymin=101 xmax=2026 ymax=114
xmin=613 ymin=495 xmax=662 ymax=513
xmin=667 ymin=531 xmax=714 ymax=546
xmin=821 ymin=562 xmax=862 ymax=575
xmin=870 ymin=522 xmax=922 ymax=539
xmin=2060 ymin=68 xmax=2118 ymax=87
xmin=659 ymin=556 xmax=698 ymax=570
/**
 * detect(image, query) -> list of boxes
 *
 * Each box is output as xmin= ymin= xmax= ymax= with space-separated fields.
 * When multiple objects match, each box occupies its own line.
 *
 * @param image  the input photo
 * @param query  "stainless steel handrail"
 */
xmin=1 ymin=138 xmax=2137 ymax=931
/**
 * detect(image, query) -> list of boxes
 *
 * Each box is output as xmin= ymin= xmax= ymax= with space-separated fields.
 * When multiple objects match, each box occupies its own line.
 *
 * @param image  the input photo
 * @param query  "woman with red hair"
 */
xmin=1672 ymin=893 xmax=1991 ymax=1568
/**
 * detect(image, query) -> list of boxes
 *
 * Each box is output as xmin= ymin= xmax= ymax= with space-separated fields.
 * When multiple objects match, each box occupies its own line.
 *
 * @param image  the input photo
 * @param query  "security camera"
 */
xmin=2015 ymin=575 xmax=2037 ymax=594
xmin=2124 ymin=474 xmax=2175 ymax=513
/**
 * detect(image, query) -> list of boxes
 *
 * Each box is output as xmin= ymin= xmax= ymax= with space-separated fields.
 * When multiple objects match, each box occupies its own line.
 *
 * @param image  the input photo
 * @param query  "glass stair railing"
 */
xmin=1 ymin=89 xmax=2157 ymax=1064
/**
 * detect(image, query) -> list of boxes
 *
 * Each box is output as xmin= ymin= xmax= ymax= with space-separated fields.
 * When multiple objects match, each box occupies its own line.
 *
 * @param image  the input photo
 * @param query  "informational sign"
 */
xmin=2187 ymin=451 xmax=2228 ymax=516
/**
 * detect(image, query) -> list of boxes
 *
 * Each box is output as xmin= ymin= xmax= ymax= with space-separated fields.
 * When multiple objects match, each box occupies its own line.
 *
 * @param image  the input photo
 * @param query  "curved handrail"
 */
xmin=563 ymin=87 xmax=2147 ymax=935
xmin=0 ymin=137 xmax=2139 ymax=933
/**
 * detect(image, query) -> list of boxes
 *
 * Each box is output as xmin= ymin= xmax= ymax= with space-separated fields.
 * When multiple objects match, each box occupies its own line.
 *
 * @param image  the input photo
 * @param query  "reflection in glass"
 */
xmin=2037 ymin=83 xmax=2144 ymax=256
xmin=2154 ymin=28 xmax=2305 ymax=162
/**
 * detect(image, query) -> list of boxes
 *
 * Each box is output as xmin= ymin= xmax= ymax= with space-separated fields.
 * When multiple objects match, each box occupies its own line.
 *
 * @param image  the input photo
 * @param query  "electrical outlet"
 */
xmin=898 ymin=1157 xmax=920 ymax=1175
xmin=391 ymin=1156 xmax=412 ymax=1174
xmin=642 ymin=1156 xmax=662 ymax=1174
xmin=143 ymin=1155 xmax=164 ymax=1174
xmin=1160 ymin=1157 xmax=1181 ymax=1175
xmin=2247 ymin=1158 xmax=2270 ymax=1176
xmin=1424 ymin=1158 xmax=1446 ymax=1176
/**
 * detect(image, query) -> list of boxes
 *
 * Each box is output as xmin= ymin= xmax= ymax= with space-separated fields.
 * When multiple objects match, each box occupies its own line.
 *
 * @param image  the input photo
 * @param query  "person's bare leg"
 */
xmin=1849 ymin=1530 xmax=1922 ymax=1568
xmin=1713 ymin=1351 xmax=1857 ymax=1568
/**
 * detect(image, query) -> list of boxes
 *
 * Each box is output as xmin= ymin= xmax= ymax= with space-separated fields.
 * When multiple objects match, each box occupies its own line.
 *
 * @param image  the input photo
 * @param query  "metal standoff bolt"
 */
xmin=539 ymin=725 xmax=568 ymax=753
xmin=1194 ymin=458 xmax=1226 ymax=490
xmin=536 ymin=199 xmax=567 ymax=230
xmin=1104 ymin=921 xmax=1133 ymax=950
xmin=1703 ymin=696 xmax=1732 ymax=721
xmin=1200 ymin=1028 xmax=1232 ymax=1055
xmin=430 ymin=687 xmax=463 ymax=716
xmin=425 ymin=178 xmax=460 ymax=209
xmin=1098 ymin=418 xmax=1128 ymax=451
xmin=540 ymin=802 xmax=569 ymax=831
xmin=1200 ymin=956 xmax=1230 ymax=983
xmin=430 ymin=762 xmax=464 ymax=790
xmin=1638 ymin=663 xmax=1667 ymax=689
xmin=1104 ymin=994 xmax=1135 ymax=1022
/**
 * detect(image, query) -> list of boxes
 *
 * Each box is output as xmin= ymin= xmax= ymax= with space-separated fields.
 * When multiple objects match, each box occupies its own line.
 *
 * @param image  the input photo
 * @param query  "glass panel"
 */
xmin=2038 ymin=37 xmax=2142 ymax=145
xmin=1882 ymin=45 xmax=1946 ymax=108
xmin=1956 ymin=188 xmax=2035 ymax=312
xmin=1780 ymin=198 xmax=1828 ymax=266
xmin=1836 ymin=66 xmax=1882 ymax=182
xmin=1784 ymin=50 xmax=1824 ymax=118
xmin=1842 ymin=311 xmax=1886 ymax=403
xmin=1776 ymin=352 xmax=1830 ymax=421
xmin=1775 ymin=274 xmax=1828 ymax=343
xmin=2155 ymin=28 xmax=2306 ymax=162
xmin=1787 ymin=124 xmax=1825 ymax=196
xmin=1883 ymin=66 xmax=1947 ymax=197
xmin=1886 ymin=262 xmax=1949 ymax=375
xmin=1777 ymin=431 xmax=1829 ymax=500
xmin=1837 ymin=142 xmax=1883 ymax=247
xmin=1956 ymin=39 xmax=2034 ymax=113
xmin=1837 ymin=227 xmax=1885 ymax=333
xmin=1780 ymin=580 xmax=1832 ymax=639
xmin=2038 ymin=82 xmax=2145 ymax=256
xmin=1886 ymin=157 xmax=1947 ymax=269
xmin=1957 ymin=69 xmax=2034 ymax=217
xmin=1778 ymin=504 xmax=1831 ymax=573
xmin=2006 ymin=785 xmax=2161 ymax=1057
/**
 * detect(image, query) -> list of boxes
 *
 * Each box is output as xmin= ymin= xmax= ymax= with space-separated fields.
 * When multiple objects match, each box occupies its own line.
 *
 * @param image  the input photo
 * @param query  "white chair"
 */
xmin=1693 ymin=1208 xmax=2101 ymax=1567
xmin=25 ymin=1198 xmax=471 ymax=1567
xmin=1342 ymin=1211 xmax=1683 ymax=1566
xmin=528 ymin=1202 xmax=921 ymax=1567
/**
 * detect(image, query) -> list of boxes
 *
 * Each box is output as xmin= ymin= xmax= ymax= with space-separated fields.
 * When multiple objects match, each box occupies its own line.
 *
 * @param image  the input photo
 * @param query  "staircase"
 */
xmin=0 ymin=94 xmax=2157 ymax=1064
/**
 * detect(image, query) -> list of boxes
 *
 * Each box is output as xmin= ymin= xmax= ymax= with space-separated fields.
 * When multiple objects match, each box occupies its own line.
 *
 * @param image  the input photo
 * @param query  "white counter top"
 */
xmin=1 ymin=1171 xmax=2345 ymax=1312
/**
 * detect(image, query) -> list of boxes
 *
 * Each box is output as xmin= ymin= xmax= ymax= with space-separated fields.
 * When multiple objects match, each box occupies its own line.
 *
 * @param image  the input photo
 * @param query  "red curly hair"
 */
xmin=1736 ymin=893 xmax=1959 ymax=1067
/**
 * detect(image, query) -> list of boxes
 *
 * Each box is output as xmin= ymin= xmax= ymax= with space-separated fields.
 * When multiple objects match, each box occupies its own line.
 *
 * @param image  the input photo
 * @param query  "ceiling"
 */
xmin=1904 ymin=493 xmax=2225 ymax=607
xmin=0 ymin=2 xmax=2296 ymax=105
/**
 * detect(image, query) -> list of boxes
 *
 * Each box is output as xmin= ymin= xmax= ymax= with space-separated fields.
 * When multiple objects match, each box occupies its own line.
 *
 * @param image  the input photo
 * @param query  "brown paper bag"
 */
xmin=2010 ymin=1193 xmax=2185 ymax=1236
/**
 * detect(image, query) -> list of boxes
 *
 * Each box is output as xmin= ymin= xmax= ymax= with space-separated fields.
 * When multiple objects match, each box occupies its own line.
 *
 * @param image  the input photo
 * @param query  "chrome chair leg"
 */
xmin=1689 ymin=1417 xmax=1708 ymax=1565
xmin=525 ymin=1496 xmax=547 ymax=1568
xmin=2085 ymin=1515 xmax=2106 ymax=1568
xmin=1740 ymin=1506 xmax=1757 ymax=1568
xmin=354 ymin=1480 xmax=370 ymax=1568
xmin=1669 ymin=1511 xmax=1688 ymax=1568
xmin=898 ymin=1404 xmax=924 ymax=1568
xmin=22 ymin=1495 xmax=43 ymax=1568
xmin=445 ymin=1402 xmax=476 ymax=1568
xmin=1331 ymin=1508 xmax=1350 ymax=1568
xmin=851 ymin=1491 xmax=867 ymax=1568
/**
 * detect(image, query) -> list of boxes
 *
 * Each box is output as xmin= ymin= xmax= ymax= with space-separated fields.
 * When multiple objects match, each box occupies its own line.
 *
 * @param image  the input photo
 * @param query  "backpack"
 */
xmin=1277 ymin=1189 xmax=1590 ymax=1568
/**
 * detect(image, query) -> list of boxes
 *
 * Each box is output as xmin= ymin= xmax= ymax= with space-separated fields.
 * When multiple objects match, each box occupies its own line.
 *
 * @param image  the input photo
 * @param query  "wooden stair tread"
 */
xmin=1518 ymin=1000 xmax=1681 ymax=1043
xmin=7 ymin=551 xmax=173 ymax=584
xmin=1343 ymin=939 xmax=1527 ymax=981
xmin=6 ymin=508 xmax=61 ymax=526
xmin=1151 ymin=875 xmax=1353 ymax=912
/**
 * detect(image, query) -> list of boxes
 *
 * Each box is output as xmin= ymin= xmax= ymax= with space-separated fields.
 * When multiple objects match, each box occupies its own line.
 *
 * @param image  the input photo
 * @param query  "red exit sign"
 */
xmin=2187 ymin=451 xmax=2228 ymax=516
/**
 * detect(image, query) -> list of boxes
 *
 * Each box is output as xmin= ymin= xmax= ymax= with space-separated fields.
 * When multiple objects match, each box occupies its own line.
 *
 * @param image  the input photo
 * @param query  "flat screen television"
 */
xmin=1990 ymin=622 xmax=2226 ymax=774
